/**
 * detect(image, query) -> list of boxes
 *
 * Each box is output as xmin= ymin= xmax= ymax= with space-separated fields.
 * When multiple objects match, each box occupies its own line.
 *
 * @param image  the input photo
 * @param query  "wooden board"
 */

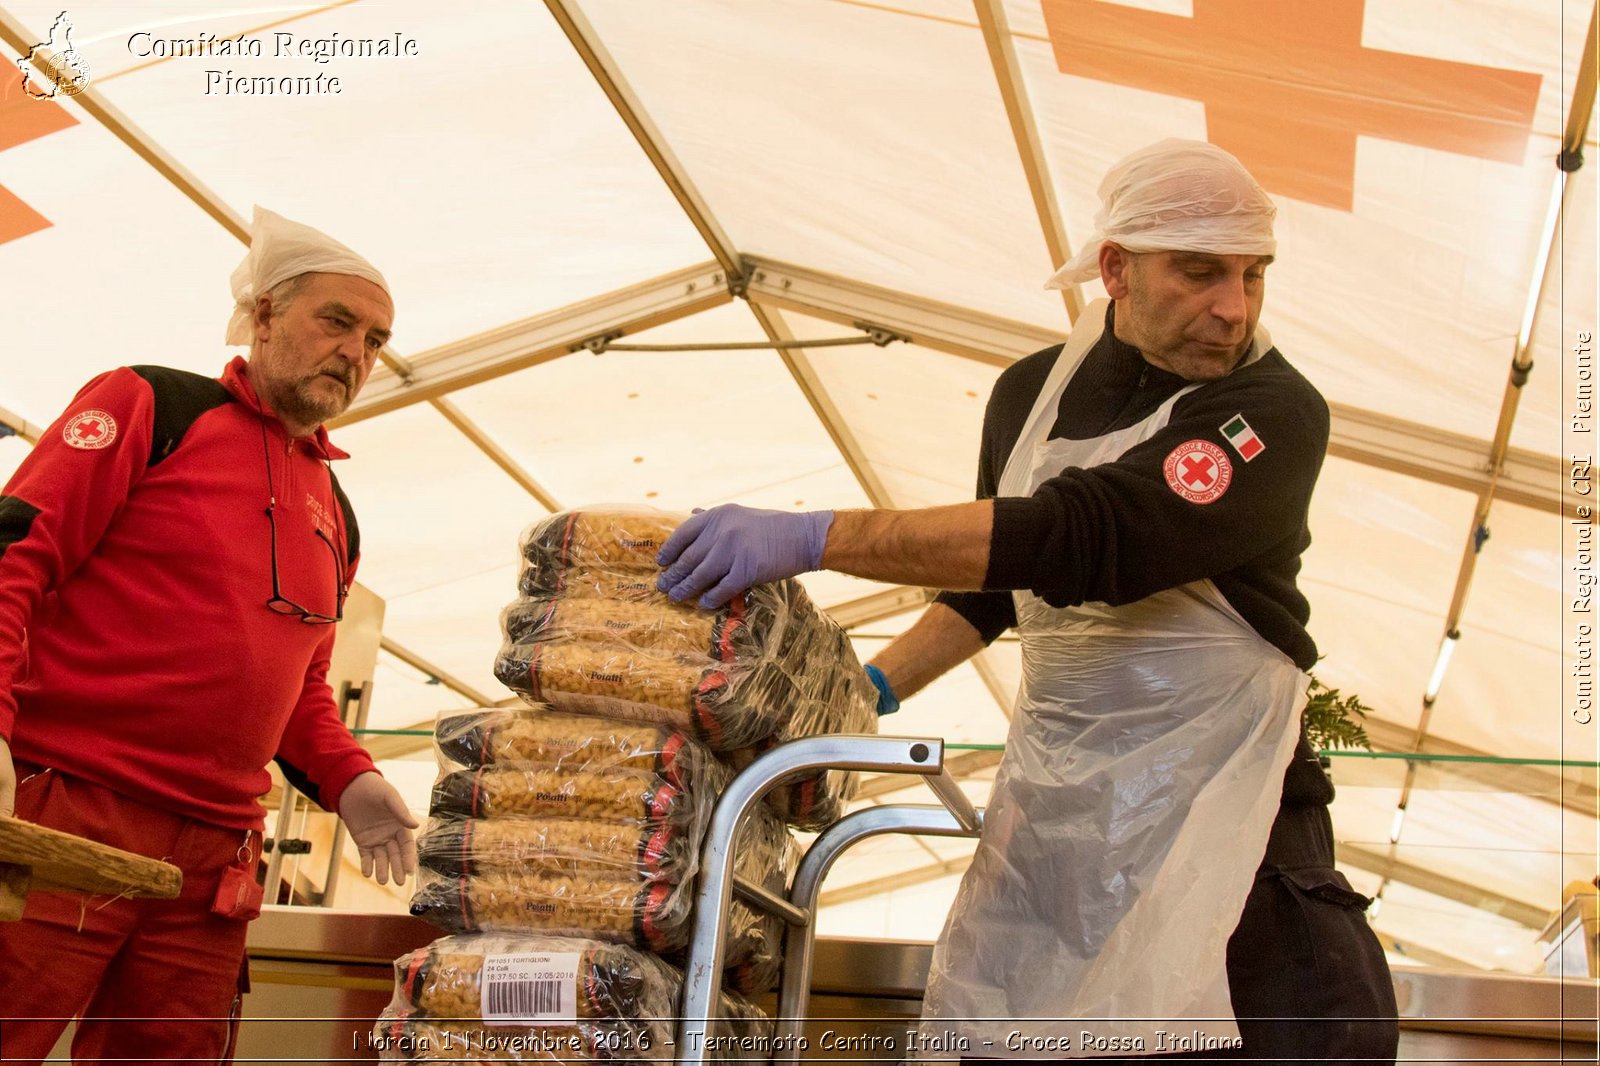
xmin=0 ymin=816 xmax=182 ymax=898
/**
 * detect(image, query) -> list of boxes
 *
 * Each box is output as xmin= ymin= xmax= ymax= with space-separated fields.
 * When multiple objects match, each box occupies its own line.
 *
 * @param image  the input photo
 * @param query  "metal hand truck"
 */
xmin=675 ymin=735 xmax=986 ymax=1065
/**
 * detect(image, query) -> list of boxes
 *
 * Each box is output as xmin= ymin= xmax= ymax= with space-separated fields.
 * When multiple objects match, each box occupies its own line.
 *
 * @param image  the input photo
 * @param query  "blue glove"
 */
xmin=863 ymin=663 xmax=900 ymax=716
xmin=656 ymin=505 xmax=834 ymax=608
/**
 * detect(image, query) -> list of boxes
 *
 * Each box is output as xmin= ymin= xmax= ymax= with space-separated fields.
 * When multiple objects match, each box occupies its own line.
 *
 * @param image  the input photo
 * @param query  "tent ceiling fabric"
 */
xmin=1 ymin=0 xmax=1594 ymax=977
xmin=577 ymin=0 xmax=1066 ymax=328
xmin=7 ymin=2 xmax=716 ymax=355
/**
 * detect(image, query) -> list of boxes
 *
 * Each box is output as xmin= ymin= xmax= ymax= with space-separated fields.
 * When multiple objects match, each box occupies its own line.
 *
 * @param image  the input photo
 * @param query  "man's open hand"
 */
xmin=338 ymin=772 xmax=418 ymax=886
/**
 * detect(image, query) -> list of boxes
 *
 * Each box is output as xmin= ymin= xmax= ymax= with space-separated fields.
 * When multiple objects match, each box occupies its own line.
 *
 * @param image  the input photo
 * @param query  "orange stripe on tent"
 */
xmin=0 ymin=184 xmax=50 ymax=246
xmin=0 ymin=91 xmax=77 ymax=152
xmin=0 ymin=88 xmax=78 ymax=245
xmin=1041 ymin=0 xmax=1542 ymax=210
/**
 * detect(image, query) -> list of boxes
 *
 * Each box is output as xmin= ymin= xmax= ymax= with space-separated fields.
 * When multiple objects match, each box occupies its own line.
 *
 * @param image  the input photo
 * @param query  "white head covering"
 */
xmin=225 ymin=206 xmax=390 ymax=345
xmin=1046 ymin=139 xmax=1276 ymax=289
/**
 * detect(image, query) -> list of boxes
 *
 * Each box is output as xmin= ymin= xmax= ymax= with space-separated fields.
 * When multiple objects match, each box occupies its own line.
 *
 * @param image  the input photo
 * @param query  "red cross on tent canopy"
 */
xmin=1041 ymin=0 xmax=1543 ymax=210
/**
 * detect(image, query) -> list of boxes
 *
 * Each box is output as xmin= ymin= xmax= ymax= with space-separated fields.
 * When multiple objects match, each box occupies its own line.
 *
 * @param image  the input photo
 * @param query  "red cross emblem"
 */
xmin=63 ymin=409 xmax=117 ymax=450
xmin=1041 ymin=0 xmax=1541 ymax=211
xmin=1163 ymin=440 xmax=1232 ymax=504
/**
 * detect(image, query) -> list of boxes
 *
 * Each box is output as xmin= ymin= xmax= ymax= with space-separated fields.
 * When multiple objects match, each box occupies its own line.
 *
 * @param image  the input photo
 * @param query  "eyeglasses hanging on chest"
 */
xmin=259 ymin=420 xmax=347 ymax=625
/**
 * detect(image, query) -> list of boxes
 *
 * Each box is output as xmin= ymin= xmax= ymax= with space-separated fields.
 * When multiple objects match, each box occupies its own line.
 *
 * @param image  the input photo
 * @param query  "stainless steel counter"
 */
xmin=239 ymin=907 xmax=1599 ymax=1062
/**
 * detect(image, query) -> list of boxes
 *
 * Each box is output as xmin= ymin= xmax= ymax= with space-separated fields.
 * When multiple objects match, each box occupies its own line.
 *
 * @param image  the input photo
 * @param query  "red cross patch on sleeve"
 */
xmin=1163 ymin=440 xmax=1232 ymax=504
xmin=62 ymin=409 xmax=118 ymax=450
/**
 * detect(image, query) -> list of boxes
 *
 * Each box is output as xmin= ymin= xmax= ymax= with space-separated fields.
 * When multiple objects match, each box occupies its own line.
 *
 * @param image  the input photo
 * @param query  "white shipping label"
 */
xmin=479 ymin=951 xmax=581 ymax=1025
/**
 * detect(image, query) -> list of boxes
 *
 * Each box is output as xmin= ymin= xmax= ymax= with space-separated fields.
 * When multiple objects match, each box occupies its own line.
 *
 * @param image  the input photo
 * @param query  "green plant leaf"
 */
xmin=1304 ymin=674 xmax=1373 ymax=752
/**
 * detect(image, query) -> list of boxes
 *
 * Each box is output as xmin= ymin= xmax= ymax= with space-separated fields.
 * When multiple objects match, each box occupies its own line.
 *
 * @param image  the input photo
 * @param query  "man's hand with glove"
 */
xmin=657 ymin=505 xmax=834 ymax=608
xmin=338 ymin=771 xmax=419 ymax=886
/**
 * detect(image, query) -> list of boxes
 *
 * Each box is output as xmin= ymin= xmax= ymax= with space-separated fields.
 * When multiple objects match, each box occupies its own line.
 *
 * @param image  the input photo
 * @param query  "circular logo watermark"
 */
xmin=48 ymin=51 xmax=91 ymax=97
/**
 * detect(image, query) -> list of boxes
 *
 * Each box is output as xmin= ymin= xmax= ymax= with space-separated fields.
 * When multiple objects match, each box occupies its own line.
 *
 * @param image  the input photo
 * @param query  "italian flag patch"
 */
xmin=1220 ymin=414 xmax=1265 ymax=461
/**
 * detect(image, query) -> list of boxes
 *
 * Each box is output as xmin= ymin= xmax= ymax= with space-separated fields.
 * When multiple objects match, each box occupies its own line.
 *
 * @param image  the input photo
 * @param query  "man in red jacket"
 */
xmin=0 ymin=207 xmax=416 ymax=1064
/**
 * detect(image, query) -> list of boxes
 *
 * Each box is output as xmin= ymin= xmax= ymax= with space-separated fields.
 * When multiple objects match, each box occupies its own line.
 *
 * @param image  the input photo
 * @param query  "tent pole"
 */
xmin=543 ymin=0 xmax=741 ymax=278
xmin=745 ymin=256 xmax=1573 ymax=513
xmin=378 ymin=636 xmax=497 ymax=709
xmin=546 ymin=0 xmax=902 ymax=512
xmin=1390 ymin=1 xmax=1597 ymax=846
xmin=0 ymin=7 xmax=579 ymax=543
xmin=974 ymin=0 xmax=1084 ymax=323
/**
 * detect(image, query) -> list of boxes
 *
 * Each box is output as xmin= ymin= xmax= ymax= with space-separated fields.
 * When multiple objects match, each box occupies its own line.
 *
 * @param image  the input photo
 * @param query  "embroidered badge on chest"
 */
xmin=1163 ymin=440 xmax=1232 ymax=504
xmin=62 ymin=409 xmax=117 ymax=450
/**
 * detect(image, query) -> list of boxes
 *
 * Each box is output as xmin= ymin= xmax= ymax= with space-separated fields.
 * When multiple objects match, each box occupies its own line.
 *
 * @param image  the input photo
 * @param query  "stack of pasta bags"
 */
xmin=377 ymin=508 xmax=878 ymax=1063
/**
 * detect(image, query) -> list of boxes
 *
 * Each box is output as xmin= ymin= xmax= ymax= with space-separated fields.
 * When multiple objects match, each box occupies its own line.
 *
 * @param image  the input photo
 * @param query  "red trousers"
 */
xmin=0 ymin=761 xmax=260 ymax=1065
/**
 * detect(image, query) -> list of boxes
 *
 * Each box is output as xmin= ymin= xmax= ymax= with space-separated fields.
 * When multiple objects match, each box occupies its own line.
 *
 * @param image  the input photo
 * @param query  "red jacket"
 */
xmin=0 ymin=357 xmax=377 ymax=829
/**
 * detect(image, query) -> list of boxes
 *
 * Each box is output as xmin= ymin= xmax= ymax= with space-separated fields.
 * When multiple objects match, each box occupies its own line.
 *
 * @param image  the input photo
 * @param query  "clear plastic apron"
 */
xmin=921 ymin=301 xmax=1308 ymax=1056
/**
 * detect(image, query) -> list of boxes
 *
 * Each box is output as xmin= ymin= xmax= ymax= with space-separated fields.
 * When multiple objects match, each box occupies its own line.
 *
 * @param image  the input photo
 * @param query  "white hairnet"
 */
xmin=225 ymin=206 xmax=390 ymax=345
xmin=1046 ymin=139 xmax=1276 ymax=289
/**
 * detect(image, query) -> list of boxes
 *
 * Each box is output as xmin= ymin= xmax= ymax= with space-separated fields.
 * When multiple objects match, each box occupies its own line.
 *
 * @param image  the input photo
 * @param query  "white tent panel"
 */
xmin=867 ymin=0 xmax=993 ymax=25
xmin=446 ymin=302 xmax=875 ymax=514
xmin=367 ymin=651 xmax=478 ymax=733
xmin=7 ymin=2 xmax=716 ymax=354
xmin=375 ymin=564 xmax=518 ymax=709
xmin=1363 ymin=0 xmax=1594 ymax=140
xmin=575 ymin=0 xmax=1064 ymax=329
xmin=1307 ymin=582 xmax=1433 ymax=730
xmin=370 ymin=754 xmax=439 ymax=827
xmin=1324 ymin=772 xmax=1567 ymax=972
xmin=775 ymin=310 xmax=1003 ymax=509
xmin=846 ymin=605 xmax=928 ymax=639
xmin=1328 ymin=762 xmax=1406 ymax=844
xmin=1400 ymin=787 xmax=1592 ymax=905
xmin=1302 ymin=461 xmax=1570 ymax=760
xmin=1429 ymin=635 xmax=1563 ymax=759
xmin=1443 ymin=499 xmax=1568 ymax=751
xmin=1299 ymin=135 xmax=1557 ymax=452
xmin=818 ymin=867 xmax=968 ymax=940
xmin=815 ymin=820 xmax=983 ymax=890
xmin=854 ymin=634 xmax=1012 ymax=744
xmin=1376 ymin=879 xmax=1549 ymax=973
xmin=1305 ymin=458 xmax=1477 ymax=617
xmin=325 ymin=397 xmax=535 ymax=715
xmin=0 ymin=99 xmax=240 ymax=424
xmin=1301 ymin=458 xmax=1477 ymax=718
xmin=0 ymin=438 xmax=26 ymax=484
xmin=1008 ymin=23 xmax=1208 ymax=262
xmin=799 ymin=570 xmax=906 ymax=611
xmin=331 ymin=403 xmax=539 ymax=600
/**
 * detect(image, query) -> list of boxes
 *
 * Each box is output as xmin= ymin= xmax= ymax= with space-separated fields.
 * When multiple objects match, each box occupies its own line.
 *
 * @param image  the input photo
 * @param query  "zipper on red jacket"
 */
xmin=282 ymin=436 xmax=296 ymax=498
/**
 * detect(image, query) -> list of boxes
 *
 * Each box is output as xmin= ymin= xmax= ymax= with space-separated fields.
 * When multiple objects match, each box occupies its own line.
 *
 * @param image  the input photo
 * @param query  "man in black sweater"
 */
xmin=658 ymin=140 xmax=1397 ymax=1062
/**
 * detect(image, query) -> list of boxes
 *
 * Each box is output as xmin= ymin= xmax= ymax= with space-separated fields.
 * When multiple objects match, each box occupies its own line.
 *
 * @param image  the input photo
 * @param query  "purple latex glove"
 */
xmin=656 ymin=505 xmax=834 ymax=608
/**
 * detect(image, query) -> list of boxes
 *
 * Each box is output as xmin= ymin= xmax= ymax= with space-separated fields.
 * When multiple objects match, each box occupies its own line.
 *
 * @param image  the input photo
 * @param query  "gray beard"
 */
xmin=269 ymin=376 xmax=346 ymax=430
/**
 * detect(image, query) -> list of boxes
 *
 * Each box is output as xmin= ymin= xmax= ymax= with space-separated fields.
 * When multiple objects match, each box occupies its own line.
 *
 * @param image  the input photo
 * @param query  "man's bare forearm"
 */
xmin=869 ymin=603 xmax=988 ymax=702
xmin=820 ymin=502 xmax=993 ymax=590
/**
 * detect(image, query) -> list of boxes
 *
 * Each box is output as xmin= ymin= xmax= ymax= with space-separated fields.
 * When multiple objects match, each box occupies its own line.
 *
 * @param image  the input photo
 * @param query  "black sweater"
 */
xmin=936 ymin=306 xmax=1329 ymax=671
